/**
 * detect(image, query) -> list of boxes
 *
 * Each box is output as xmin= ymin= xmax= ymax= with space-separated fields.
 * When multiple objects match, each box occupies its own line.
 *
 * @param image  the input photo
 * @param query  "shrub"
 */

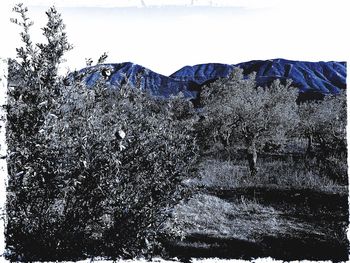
xmin=6 ymin=5 xmax=198 ymax=260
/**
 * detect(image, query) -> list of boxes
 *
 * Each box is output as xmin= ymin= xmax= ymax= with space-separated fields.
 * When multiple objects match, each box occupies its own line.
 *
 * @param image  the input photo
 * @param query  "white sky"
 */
xmin=0 ymin=0 xmax=349 ymax=75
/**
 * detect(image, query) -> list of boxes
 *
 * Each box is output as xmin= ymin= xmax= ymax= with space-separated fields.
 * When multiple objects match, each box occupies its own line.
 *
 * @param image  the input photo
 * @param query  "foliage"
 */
xmin=6 ymin=5 xmax=198 ymax=261
xmin=85 ymin=52 xmax=109 ymax=66
xmin=189 ymin=158 xmax=342 ymax=194
xmin=6 ymin=4 xmax=73 ymax=260
xmin=7 ymin=3 xmax=72 ymax=146
xmin=36 ymin=82 xmax=197 ymax=259
xmin=200 ymin=68 xmax=299 ymax=175
xmin=297 ymin=92 xmax=347 ymax=183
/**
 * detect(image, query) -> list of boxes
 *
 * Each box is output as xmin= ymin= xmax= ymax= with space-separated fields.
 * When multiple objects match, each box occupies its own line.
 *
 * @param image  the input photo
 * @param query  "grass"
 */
xmin=188 ymin=158 xmax=346 ymax=194
xmin=168 ymin=193 xmax=281 ymax=242
xmin=167 ymin=192 xmax=345 ymax=243
xmin=165 ymin=151 xmax=348 ymax=260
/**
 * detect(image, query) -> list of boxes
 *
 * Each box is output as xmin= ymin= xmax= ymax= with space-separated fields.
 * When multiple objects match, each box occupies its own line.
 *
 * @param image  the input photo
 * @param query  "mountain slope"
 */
xmin=72 ymin=59 xmax=346 ymax=102
xmin=171 ymin=59 xmax=346 ymax=95
xmin=73 ymin=62 xmax=195 ymax=98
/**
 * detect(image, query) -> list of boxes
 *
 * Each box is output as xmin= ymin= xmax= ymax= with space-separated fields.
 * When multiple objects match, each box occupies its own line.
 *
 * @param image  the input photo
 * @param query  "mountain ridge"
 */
xmin=72 ymin=58 xmax=346 ymax=103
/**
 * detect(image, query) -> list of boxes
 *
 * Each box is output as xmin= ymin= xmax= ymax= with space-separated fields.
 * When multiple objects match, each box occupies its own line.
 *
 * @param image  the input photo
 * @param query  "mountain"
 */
xmin=170 ymin=59 xmax=346 ymax=101
xmin=70 ymin=62 xmax=196 ymax=98
xmin=71 ymin=59 xmax=346 ymax=103
xmin=236 ymin=59 xmax=346 ymax=94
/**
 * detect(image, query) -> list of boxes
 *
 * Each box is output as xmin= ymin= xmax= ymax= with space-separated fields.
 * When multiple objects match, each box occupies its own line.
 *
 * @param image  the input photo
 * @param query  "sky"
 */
xmin=0 ymin=0 xmax=349 ymax=76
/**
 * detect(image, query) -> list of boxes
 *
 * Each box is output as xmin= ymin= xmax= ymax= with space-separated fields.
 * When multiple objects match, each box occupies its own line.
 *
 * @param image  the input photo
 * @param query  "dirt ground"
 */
xmin=165 ymin=187 xmax=349 ymax=261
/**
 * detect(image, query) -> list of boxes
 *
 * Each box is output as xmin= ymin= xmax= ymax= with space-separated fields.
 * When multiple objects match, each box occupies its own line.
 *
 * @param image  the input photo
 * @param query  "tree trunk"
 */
xmin=306 ymin=134 xmax=313 ymax=157
xmin=247 ymin=139 xmax=258 ymax=176
xmin=0 ymin=58 xmax=8 ymax=254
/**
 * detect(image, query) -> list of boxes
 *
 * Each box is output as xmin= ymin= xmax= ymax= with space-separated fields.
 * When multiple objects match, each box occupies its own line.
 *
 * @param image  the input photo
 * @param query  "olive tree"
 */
xmin=297 ymin=92 xmax=347 ymax=182
xmin=28 ymin=81 xmax=198 ymax=260
xmin=201 ymin=68 xmax=299 ymax=176
xmin=297 ymin=92 xmax=346 ymax=154
xmin=6 ymin=4 xmax=72 ymax=260
xmin=6 ymin=5 xmax=198 ymax=260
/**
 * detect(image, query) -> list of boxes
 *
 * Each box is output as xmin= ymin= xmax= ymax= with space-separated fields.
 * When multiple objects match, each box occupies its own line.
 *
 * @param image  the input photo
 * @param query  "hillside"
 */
xmin=71 ymin=59 xmax=346 ymax=103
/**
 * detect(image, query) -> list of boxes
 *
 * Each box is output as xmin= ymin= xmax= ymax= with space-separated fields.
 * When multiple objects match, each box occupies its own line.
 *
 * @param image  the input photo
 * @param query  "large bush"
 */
xmin=6 ymin=5 xmax=198 ymax=260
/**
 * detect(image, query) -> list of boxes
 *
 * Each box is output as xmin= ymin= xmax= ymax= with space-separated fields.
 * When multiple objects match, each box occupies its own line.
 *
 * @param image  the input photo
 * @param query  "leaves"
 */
xmin=7 ymin=10 xmax=198 ymax=258
xmin=202 ymin=68 xmax=299 ymax=147
xmin=200 ymin=68 xmax=299 ymax=174
xmin=297 ymin=92 xmax=347 ymax=182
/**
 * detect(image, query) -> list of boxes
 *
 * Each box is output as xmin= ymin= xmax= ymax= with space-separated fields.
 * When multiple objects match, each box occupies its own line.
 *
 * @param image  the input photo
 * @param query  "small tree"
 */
xmin=297 ymin=100 xmax=320 ymax=155
xmin=297 ymin=92 xmax=346 ymax=154
xmin=201 ymin=68 xmax=299 ymax=176
xmin=297 ymin=92 xmax=347 ymax=182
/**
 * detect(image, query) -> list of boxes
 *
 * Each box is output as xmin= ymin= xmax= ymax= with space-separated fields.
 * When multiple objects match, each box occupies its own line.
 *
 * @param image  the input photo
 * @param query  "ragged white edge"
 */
xmin=0 ymin=58 xmax=8 ymax=260
xmin=18 ymin=0 xmax=278 ymax=8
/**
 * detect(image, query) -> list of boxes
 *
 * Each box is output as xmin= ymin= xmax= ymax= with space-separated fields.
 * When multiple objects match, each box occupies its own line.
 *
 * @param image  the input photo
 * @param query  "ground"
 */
xmin=164 ymin=156 xmax=348 ymax=261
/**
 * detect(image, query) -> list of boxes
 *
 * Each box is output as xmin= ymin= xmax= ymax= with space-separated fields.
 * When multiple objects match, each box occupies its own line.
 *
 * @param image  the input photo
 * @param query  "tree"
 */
xmin=201 ymin=68 xmax=299 ymax=176
xmin=297 ymin=92 xmax=346 ymax=154
xmin=6 ymin=5 xmax=198 ymax=260
xmin=297 ymin=92 xmax=347 ymax=182
xmin=6 ymin=4 xmax=73 ymax=260
xmin=34 ymin=81 xmax=198 ymax=259
xmin=316 ymin=93 xmax=346 ymax=152
xmin=297 ymin=100 xmax=321 ymax=156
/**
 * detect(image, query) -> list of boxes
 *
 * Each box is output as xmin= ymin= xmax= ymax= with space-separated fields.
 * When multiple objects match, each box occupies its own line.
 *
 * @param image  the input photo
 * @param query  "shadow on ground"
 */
xmin=164 ymin=187 xmax=349 ymax=261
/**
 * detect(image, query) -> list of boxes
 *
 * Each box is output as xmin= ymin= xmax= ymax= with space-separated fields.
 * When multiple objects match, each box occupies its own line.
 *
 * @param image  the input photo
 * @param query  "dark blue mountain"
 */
xmin=72 ymin=59 xmax=346 ymax=103
xmin=169 ymin=63 xmax=235 ymax=85
xmin=170 ymin=59 xmax=346 ymax=95
xmin=238 ymin=59 xmax=346 ymax=93
xmin=72 ymin=62 xmax=196 ymax=98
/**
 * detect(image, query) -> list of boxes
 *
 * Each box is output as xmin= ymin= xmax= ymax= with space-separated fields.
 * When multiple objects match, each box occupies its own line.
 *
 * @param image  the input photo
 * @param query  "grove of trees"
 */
xmin=200 ymin=69 xmax=346 ymax=181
